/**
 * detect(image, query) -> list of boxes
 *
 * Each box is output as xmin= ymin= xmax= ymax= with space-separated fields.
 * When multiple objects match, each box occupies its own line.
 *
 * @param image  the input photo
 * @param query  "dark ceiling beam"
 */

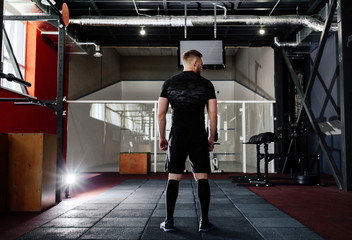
xmin=282 ymin=3 xmax=332 ymax=43
xmin=306 ymin=0 xmax=325 ymax=14
xmin=162 ymin=0 xmax=168 ymax=14
xmin=88 ymin=0 xmax=118 ymax=43
xmin=88 ymin=0 xmax=102 ymax=15
xmin=234 ymin=0 xmax=240 ymax=9
xmin=162 ymin=0 xmax=171 ymax=39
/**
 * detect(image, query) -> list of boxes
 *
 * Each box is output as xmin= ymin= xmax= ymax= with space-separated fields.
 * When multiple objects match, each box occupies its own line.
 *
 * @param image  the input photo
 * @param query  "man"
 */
xmin=158 ymin=49 xmax=217 ymax=232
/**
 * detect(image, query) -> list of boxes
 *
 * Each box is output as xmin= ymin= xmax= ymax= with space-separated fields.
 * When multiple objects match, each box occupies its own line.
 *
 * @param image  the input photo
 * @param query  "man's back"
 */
xmin=160 ymin=71 xmax=216 ymax=128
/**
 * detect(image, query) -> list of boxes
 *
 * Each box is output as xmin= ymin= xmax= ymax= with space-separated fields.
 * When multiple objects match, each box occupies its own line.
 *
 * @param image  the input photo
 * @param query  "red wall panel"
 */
xmin=0 ymin=89 xmax=56 ymax=133
xmin=0 ymin=21 xmax=69 ymax=153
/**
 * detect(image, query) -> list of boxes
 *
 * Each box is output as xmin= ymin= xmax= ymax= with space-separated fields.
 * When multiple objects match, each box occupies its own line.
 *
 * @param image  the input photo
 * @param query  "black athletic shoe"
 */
xmin=199 ymin=220 xmax=215 ymax=232
xmin=160 ymin=219 xmax=175 ymax=232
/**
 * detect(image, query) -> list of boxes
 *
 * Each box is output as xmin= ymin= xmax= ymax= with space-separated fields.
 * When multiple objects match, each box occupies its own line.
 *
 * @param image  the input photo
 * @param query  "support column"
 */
xmin=0 ymin=0 xmax=4 ymax=75
xmin=337 ymin=0 xmax=352 ymax=191
xmin=55 ymin=21 xmax=66 ymax=202
xmin=154 ymin=102 xmax=157 ymax=173
xmin=273 ymin=47 xmax=286 ymax=172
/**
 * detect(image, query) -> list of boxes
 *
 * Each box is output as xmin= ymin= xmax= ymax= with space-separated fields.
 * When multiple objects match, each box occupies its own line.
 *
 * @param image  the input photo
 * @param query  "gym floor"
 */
xmin=0 ymin=173 xmax=351 ymax=240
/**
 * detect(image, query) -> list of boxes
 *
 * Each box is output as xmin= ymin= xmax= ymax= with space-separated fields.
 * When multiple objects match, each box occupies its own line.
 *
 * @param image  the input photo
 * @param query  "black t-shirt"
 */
xmin=160 ymin=71 xmax=216 ymax=128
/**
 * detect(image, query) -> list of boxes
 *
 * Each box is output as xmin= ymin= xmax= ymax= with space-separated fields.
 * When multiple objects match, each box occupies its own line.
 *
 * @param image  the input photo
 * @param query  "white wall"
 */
xmin=81 ymin=82 xmax=122 ymax=100
xmin=121 ymin=81 xmax=162 ymax=100
xmin=79 ymin=80 xmax=266 ymax=101
xmin=212 ymin=81 xmax=266 ymax=101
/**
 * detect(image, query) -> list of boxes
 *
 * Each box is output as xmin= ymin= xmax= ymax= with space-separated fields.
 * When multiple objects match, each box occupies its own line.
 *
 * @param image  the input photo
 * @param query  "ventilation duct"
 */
xmin=69 ymin=15 xmax=337 ymax=32
xmin=274 ymin=36 xmax=300 ymax=47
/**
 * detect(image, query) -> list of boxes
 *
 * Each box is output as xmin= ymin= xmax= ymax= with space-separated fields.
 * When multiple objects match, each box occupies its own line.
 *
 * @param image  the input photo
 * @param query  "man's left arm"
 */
xmin=158 ymin=97 xmax=169 ymax=151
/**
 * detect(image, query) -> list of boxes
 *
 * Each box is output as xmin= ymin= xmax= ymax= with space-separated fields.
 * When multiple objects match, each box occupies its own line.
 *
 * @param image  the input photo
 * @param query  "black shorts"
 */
xmin=165 ymin=126 xmax=211 ymax=174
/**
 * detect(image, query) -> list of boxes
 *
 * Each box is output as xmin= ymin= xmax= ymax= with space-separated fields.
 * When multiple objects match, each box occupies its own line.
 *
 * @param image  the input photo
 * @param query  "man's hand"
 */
xmin=208 ymin=138 xmax=214 ymax=152
xmin=160 ymin=137 xmax=168 ymax=151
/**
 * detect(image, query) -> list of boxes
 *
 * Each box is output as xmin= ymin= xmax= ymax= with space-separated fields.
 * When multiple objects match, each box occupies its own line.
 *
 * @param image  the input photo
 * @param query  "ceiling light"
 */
xmin=94 ymin=51 xmax=103 ymax=58
xmin=93 ymin=45 xmax=103 ymax=57
xmin=259 ymin=29 xmax=265 ymax=35
xmin=41 ymin=0 xmax=56 ymax=6
xmin=140 ymin=26 xmax=146 ymax=36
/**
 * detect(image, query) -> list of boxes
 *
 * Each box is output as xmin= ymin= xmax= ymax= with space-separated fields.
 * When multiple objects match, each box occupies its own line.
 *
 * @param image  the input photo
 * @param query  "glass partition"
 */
xmin=214 ymin=103 xmax=243 ymax=172
xmin=66 ymin=101 xmax=157 ymax=173
xmin=243 ymin=102 xmax=275 ymax=173
xmin=67 ymin=100 xmax=275 ymax=174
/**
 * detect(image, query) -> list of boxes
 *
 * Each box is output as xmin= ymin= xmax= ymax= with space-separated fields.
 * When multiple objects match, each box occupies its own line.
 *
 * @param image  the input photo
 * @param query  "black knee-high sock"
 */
xmin=166 ymin=179 xmax=179 ymax=221
xmin=197 ymin=179 xmax=211 ymax=222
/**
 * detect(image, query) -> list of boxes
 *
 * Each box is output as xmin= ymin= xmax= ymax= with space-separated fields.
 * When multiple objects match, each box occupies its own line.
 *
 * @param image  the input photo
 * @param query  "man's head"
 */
xmin=182 ymin=49 xmax=203 ymax=74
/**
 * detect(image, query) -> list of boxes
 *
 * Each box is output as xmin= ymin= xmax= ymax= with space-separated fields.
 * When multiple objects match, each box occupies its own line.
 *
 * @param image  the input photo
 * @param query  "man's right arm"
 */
xmin=207 ymin=98 xmax=217 ymax=152
xmin=158 ymin=97 xmax=169 ymax=151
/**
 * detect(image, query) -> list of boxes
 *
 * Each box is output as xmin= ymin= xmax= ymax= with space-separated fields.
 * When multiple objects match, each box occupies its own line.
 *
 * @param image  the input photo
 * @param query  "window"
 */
xmin=1 ymin=10 xmax=27 ymax=94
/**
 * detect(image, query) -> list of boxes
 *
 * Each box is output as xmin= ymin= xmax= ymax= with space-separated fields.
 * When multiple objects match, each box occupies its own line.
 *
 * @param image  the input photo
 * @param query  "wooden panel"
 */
xmin=8 ymin=134 xmax=42 ymax=211
xmin=0 ymin=134 xmax=9 ymax=212
xmin=41 ymin=134 xmax=57 ymax=210
xmin=120 ymin=153 xmax=150 ymax=174
xmin=8 ymin=134 xmax=56 ymax=211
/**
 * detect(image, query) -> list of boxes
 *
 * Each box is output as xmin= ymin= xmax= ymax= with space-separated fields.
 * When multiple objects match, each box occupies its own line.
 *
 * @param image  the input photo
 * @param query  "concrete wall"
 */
xmin=78 ymin=79 xmax=267 ymax=101
xmin=110 ymin=50 xmax=272 ymax=101
xmin=68 ymin=48 xmax=121 ymax=100
xmin=120 ymin=55 xmax=236 ymax=81
xmin=81 ymin=82 xmax=122 ymax=100
xmin=69 ymin=47 xmax=274 ymax=101
xmin=117 ymin=48 xmax=274 ymax=101
xmin=234 ymin=48 xmax=275 ymax=100
xmin=120 ymin=56 xmax=179 ymax=81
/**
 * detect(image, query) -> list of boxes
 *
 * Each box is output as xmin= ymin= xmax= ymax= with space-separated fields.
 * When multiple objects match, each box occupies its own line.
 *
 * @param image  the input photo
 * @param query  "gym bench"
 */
xmin=234 ymin=132 xmax=278 ymax=187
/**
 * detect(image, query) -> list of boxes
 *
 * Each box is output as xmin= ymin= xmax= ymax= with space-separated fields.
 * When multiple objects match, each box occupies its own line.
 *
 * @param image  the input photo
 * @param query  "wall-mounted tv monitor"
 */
xmin=178 ymin=40 xmax=225 ymax=70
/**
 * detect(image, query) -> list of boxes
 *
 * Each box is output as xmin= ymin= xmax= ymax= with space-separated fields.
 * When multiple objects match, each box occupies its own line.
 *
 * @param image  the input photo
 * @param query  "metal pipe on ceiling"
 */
xmin=214 ymin=4 xmax=217 ymax=38
xmin=184 ymin=3 xmax=187 ymax=38
xmin=274 ymin=32 xmax=315 ymax=47
xmin=132 ymin=0 xmax=151 ymax=17
xmin=212 ymin=3 xmax=227 ymax=18
xmin=69 ymin=15 xmax=337 ymax=32
xmin=274 ymin=36 xmax=299 ymax=47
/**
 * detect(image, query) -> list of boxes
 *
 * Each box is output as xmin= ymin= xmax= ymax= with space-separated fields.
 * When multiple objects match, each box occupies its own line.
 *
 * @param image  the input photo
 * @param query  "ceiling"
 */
xmin=4 ymin=0 xmax=334 ymax=55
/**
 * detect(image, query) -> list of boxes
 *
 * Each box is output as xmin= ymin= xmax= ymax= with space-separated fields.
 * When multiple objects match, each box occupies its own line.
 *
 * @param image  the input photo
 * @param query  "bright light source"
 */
xmin=259 ymin=29 xmax=265 ymax=35
xmin=94 ymin=52 xmax=102 ymax=57
xmin=65 ymin=174 xmax=76 ymax=185
xmin=94 ymin=45 xmax=103 ymax=57
xmin=140 ymin=27 xmax=146 ymax=36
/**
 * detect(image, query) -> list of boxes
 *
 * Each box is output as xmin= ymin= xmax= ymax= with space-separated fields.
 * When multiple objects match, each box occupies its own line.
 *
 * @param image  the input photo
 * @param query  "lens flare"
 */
xmin=66 ymin=174 xmax=77 ymax=185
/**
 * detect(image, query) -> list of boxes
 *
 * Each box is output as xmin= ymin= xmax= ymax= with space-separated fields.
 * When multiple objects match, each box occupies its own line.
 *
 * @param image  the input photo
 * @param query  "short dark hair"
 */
xmin=182 ymin=49 xmax=203 ymax=64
